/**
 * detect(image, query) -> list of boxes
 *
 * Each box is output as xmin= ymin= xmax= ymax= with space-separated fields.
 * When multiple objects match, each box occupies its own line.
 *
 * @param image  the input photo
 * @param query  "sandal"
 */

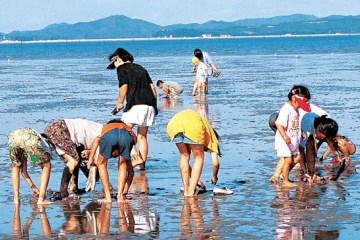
xmin=62 ymin=193 xmax=79 ymax=201
xmin=50 ymin=192 xmax=63 ymax=201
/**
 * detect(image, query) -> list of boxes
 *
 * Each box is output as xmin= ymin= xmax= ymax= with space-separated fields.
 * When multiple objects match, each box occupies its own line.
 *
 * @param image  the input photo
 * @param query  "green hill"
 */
xmin=3 ymin=14 xmax=360 ymax=41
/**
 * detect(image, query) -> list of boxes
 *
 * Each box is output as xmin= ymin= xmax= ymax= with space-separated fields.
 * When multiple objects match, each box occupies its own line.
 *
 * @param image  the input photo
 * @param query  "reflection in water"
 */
xmin=181 ymin=198 xmax=205 ymax=237
xmin=82 ymin=201 xmax=102 ymax=235
xmin=193 ymin=98 xmax=209 ymax=119
xmin=13 ymin=204 xmax=52 ymax=238
xmin=180 ymin=197 xmax=224 ymax=238
xmin=97 ymin=203 xmax=112 ymax=236
xmin=323 ymin=157 xmax=356 ymax=181
xmin=160 ymin=97 xmax=183 ymax=111
xmin=129 ymin=170 xmax=149 ymax=195
xmin=272 ymin=184 xmax=339 ymax=239
xmin=129 ymin=170 xmax=160 ymax=236
xmin=59 ymin=202 xmax=83 ymax=235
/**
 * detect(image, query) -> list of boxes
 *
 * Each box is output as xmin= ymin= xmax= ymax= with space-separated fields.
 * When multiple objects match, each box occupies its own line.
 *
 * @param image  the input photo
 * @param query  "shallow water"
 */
xmin=0 ymin=37 xmax=360 ymax=239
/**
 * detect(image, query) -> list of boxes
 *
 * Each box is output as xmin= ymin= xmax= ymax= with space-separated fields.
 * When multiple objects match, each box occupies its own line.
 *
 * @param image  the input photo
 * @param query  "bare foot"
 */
xmin=97 ymin=198 xmax=112 ymax=203
xmin=313 ymin=174 xmax=326 ymax=185
xmin=183 ymin=188 xmax=197 ymax=197
xmin=269 ymin=175 xmax=279 ymax=184
xmin=184 ymin=193 xmax=197 ymax=197
xmin=197 ymin=180 xmax=206 ymax=190
xmin=117 ymin=197 xmax=129 ymax=203
xmin=131 ymin=155 xmax=145 ymax=168
xmin=282 ymin=181 xmax=297 ymax=188
xmin=303 ymin=173 xmax=312 ymax=182
xmin=37 ymin=199 xmax=53 ymax=205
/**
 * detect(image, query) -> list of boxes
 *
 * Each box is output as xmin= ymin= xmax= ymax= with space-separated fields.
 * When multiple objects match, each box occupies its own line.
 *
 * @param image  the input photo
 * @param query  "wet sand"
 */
xmin=0 ymin=47 xmax=360 ymax=239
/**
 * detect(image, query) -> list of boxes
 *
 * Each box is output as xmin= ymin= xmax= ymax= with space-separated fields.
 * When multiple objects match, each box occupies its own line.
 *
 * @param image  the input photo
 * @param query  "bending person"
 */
xmin=8 ymin=128 xmax=53 ymax=204
xmin=167 ymin=109 xmax=221 ymax=196
xmin=300 ymin=113 xmax=339 ymax=181
xmin=43 ymin=118 xmax=102 ymax=198
xmin=87 ymin=119 xmax=139 ymax=202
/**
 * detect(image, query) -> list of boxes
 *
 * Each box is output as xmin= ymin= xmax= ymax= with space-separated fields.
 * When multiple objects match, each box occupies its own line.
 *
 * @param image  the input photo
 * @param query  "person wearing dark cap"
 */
xmin=107 ymin=48 xmax=157 ymax=170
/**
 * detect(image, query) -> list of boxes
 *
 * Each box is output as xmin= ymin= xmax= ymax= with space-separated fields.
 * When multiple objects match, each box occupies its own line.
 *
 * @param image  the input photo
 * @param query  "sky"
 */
xmin=1 ymin=0 xmax=359 ymax=33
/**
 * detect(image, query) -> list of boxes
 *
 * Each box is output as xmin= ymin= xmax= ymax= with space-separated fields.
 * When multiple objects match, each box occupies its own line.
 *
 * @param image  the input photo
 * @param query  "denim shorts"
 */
xmin=173 ymin=133 xmax=196 ymax=144
xmin=100 ymin=128 xmax=135 ymax=160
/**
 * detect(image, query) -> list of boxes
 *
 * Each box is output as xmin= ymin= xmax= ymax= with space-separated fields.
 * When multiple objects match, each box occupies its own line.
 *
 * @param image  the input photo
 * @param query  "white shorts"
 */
xmin=276 ymin=149 xmax=300 ymax=157
xmin=197 ymin=76 xmax=206 ymax=83
xmin=121 ymin=105 xmax=156 ymax=127
xmin=276 ymin=142 xmax=300 ymax=157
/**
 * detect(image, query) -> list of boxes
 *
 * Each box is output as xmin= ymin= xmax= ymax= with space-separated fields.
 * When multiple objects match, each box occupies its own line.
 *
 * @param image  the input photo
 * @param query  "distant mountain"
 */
xmin=232 ymin=14 xmax=318 ymax=26
xmin=2 ymin=14 xmax=360 ymax=41
xmin=6 ymin=15 xmax=162 ymax=41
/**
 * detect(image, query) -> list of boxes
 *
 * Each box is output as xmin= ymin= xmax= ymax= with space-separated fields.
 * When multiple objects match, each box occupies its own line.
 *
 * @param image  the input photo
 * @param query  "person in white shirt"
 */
xmin=191 ymin=57 xmax=209 ymax=97
xmin=43 ymin=118 xmax=103 ymax=198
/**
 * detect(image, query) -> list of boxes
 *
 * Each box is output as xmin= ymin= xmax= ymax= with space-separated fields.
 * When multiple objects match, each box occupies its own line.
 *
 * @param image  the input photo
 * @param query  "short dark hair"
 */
xmin=287 ymin=85 xmax=311 ymax=100
xmin=107 ymin=118 xmax=124 ymax=124
xmin=314 ymin=115 xmax=338 ymax=138
xmin=156 ymin=80 xmax=164 ymax=87
xmin=194 ymin=48 xmax=203 ymax=59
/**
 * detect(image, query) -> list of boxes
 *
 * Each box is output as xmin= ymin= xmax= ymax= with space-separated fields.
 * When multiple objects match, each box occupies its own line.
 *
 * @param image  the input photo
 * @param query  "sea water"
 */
xmin=0 ymin=36 xmax=360 ymax=239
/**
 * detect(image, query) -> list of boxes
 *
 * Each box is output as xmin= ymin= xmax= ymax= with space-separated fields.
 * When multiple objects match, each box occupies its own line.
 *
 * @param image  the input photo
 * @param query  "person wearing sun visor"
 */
xmin=270 ymin=85 xmax=311 ymax=187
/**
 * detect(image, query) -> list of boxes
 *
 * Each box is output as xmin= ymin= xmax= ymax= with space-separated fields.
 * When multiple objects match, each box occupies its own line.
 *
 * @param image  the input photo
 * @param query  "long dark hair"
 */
xmin=213 ymin=129 xmax=222 ymax=157
xmin=314 ymin=115 xmax=338 ymax=138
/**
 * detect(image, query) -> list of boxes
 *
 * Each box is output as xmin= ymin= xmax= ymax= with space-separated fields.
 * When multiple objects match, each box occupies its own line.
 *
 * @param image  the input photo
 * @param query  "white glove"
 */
xmin=85 ymin=166 xmax=97 ymax=192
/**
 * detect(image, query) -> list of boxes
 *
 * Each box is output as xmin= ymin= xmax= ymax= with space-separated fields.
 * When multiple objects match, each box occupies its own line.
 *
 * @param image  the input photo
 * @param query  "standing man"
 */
xmin=107 ymin=48 xmax=158 ymax=170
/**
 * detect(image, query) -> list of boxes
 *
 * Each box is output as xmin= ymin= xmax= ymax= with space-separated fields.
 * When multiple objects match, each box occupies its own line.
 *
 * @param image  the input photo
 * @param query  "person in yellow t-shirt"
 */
xmin=167 ymin=109 xmax=221 ymax=196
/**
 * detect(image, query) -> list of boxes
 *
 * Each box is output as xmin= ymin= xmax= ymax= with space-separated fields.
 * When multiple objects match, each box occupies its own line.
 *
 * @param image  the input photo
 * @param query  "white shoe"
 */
xmin=213 ymin=187 xmax=233 ymax=195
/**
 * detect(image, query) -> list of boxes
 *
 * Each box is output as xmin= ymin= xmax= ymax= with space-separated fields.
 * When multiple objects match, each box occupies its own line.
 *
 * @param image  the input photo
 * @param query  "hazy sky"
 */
xmin=1 ymin=0 xmax=359 ymax=33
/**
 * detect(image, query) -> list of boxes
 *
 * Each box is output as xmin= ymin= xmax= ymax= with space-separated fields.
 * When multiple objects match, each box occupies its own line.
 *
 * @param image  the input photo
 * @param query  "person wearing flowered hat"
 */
xmin=8 ymin=128 xmax=53 ymax=204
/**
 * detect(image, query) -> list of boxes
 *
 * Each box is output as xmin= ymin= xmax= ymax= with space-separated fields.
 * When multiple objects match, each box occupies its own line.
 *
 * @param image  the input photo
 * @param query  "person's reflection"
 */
xmin=59 ymin=202 xmax=83 ymax=235
xmin=160 ymin=97 xmax=182 ymax=110
xmin=272 ymin=184 xmax=339 ymax=239
xmin=13 ymin=204 xmax=52 ymax=238
xmin=81 ymin=202 xmax=112 ymax=236
xmin=97 ymin=203 xmax=112 ymax=236
xmin=193 ymin=98 xmax=209 ymax=119
xmin=117 ymin=202 xmax=135 ymax=233
xmin=82 ymin=201 xmax=102 ymax=235
xmin=323 ymin=157 xmax=356 ymax=181
xmin=180 ymin=197 xmax=205 ymax=237
xmin=129 ymin=170 xmax=149 ymax=195
xmin=128 ymin=170 xmax=160 ymax=236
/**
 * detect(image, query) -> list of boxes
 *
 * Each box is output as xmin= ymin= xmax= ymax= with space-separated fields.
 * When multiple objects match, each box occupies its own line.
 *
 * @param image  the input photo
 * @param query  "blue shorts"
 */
xmin=100 ymin=128 xmax=135 ymax=160
xmin=173 ymin=133 xmax=196 ymax=144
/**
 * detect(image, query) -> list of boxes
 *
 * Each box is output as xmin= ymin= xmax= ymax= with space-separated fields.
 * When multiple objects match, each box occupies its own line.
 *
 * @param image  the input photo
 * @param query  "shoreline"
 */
xmin=1 ymin=33 xmax=360 ymax=45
